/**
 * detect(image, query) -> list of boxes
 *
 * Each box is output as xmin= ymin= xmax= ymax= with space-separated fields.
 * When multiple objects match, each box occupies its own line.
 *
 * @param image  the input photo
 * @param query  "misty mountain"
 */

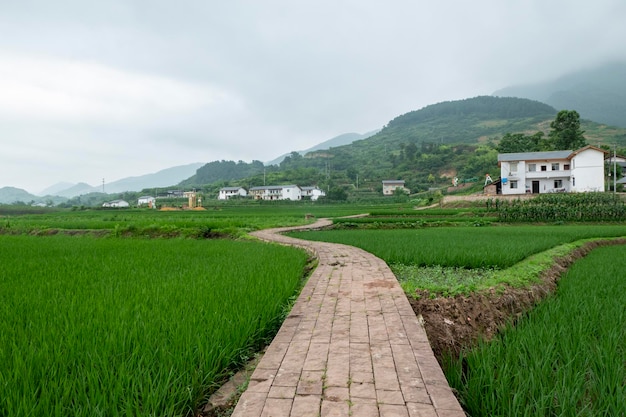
xmin=46 ymin=163 xmax=205 ymax=198
xmin=0 ymin=187 xmax=39 ymax=205
xmin=265 ymin=130 xmax=379 ymax=166
xmin=52 ymin=183 xmax=99 ymax=198
xmin=493 ymin=61 xmax=626 ymax=128
xmin=39 ymin=182 xmax=74 ymax=196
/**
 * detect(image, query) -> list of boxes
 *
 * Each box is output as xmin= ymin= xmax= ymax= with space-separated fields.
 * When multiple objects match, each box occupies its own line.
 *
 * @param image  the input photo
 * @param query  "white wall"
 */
xmin=571 ymin=149 xmax=605 ymax=192
xmin=280 ymin=186 xmax=301 ymax=200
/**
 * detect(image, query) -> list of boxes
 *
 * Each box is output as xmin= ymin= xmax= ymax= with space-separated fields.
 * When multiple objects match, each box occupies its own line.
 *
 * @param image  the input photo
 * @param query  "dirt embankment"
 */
xmin=409 ymin=238 xmax=626 ymax=361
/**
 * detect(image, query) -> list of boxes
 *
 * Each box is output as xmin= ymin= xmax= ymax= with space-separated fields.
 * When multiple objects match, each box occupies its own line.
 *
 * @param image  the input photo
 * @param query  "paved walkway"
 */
xmin=231 ymin=219 xmax=465 ymax=417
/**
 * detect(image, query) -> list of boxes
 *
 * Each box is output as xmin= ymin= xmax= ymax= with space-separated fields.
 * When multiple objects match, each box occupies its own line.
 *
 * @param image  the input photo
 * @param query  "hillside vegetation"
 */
xmin=185 ymin=96 xmax=626 ymax=199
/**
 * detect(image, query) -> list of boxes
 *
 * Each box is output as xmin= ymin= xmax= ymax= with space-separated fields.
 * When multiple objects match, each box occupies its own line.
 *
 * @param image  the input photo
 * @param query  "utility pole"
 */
xmin=614 ymin=144 xmax=617 ymax=194
xmin=102 ymin=178 xmax=105 ymax=193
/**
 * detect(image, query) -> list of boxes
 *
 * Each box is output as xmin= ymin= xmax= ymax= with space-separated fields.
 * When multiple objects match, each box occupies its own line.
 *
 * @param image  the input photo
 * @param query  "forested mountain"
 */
xmin=494 ymin=61 xmax=626 ymax=128
xmin=181 ymin=160 xmax=266 ymax=187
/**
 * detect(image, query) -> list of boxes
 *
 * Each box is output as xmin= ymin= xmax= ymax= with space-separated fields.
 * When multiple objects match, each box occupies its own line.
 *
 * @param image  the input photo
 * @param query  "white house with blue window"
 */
xmin=497 ymin=145 xmax=607 ymax=195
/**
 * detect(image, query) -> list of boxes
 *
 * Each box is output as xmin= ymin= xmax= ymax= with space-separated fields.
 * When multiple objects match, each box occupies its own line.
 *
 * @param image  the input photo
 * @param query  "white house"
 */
xmin=138 ymin=196 xmax=156 ymax=208
xmin=498 ymin=145 xmax=607 ymax=195
xmin=249 ymin=185 xmax=302 ymax=201
xmin=301 ymin=186 xmax=326 ymax=201
xmin=102 ymin=199 xmax=130 ymax=208
xmin=382 ymin=180 xmax=410 ymax=196
xmin=218 ymin=187 xmax=247 ymax=200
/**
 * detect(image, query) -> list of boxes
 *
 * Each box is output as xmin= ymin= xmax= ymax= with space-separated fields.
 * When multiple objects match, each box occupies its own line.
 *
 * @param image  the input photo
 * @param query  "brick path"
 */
xmin=231 ymin=219 xmax=465 ymax=417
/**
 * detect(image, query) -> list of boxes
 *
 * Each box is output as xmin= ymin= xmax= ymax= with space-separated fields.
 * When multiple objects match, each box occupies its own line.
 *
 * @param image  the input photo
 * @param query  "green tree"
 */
xmin=497 ymin=132 xmax=547 ymax=153
xmin=326 ymin=187 xmax=347 ymax=201
xmin=549 ymin=110 xmax=587 ymax=150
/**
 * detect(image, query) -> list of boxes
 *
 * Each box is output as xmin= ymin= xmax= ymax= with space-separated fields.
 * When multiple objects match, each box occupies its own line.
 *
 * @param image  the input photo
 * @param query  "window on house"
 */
xmin=564 ymin=164 xmax=570 ymax=170
xmin=510 ymin=181 xmax=518 ymax=189
xmin=554 ymin=179 xmax=563 ymax=188
xmin=541 ymin=165 xmax=547 ymax=171
xmin=528 ymin=164 xmax=536 ymax=172
xmin=551 ymin=163 xmax=559 ymax=171
xmin=509 ymin=162 xmax=518 ymax=173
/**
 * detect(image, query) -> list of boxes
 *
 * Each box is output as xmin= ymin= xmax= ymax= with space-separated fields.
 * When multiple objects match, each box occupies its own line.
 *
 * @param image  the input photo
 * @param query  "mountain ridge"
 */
xmin=265 ymin=130 xmax=380 ymax=166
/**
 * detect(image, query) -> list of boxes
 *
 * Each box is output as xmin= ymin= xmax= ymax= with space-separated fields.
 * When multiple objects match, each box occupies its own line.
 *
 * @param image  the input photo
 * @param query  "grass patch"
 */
xmin=392 ymin=265 xmax=494 ymax=297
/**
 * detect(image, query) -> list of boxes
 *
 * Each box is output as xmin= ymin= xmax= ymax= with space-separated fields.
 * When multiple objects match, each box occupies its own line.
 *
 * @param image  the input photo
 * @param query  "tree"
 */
xmin=497 ymin=132 xmax=547 ymax=153
xmin=326 ymin=187 xmax=347 ymax=201
xmin=549 ymin=110 xmax=587 ymax=150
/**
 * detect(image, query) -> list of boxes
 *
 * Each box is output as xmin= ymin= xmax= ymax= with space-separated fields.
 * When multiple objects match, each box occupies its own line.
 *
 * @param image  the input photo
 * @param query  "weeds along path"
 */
xmin=231 ymin=218 xmax=464 ymax=417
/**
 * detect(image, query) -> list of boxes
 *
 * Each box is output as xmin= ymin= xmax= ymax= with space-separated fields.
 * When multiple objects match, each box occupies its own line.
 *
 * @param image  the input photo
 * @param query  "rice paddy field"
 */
xmin=0 ymin=203 xmax=386 ymax=237
xmin=287 ymin=225 xmax=626 ymax=269
xmin=0 ymin=234 xmax=308 ymax=416
xmin=2 ymin=202 xmax=625 ymax=416
xmin=445 ymin=245 xmax=626 ymax=416
xmin=288 ymin=225 xmax=626 ymax=416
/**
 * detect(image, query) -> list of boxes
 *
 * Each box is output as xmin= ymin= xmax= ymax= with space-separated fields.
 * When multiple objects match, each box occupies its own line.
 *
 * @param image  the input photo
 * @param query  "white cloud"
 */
xmin=0 ymin=53 xmax=243 ymax=125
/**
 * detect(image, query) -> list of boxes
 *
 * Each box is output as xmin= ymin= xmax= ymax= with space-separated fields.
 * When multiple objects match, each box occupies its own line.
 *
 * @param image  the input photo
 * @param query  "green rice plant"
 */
xmin=0 ymin=203 xmax=389 ymax=237
xmin=445 ymin=245 xmax=626 ymax=416
xmin=288 ymin=225 xmax=626 ymax=269
xmin=0 ymin=235 xmax=308 ymax=416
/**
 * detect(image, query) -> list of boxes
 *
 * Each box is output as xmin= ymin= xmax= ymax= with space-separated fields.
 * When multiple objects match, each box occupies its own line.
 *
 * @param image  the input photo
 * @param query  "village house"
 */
xmin=102 ymin=199 xmax=130 ymax=208
xmin=382 ymin=180 xmax=410 ymax=196
xmin=301 ymin=186 xmax=326 ymax=201
xmin=137 ymin=196 xmax=156 ymax=208
xmin=218 ymin=187 xmax=248 ymax=200
xmin=497 ymin=145 xmax=607 ymax=195
xmin=249 ymin=185 xmax=302 ymax=201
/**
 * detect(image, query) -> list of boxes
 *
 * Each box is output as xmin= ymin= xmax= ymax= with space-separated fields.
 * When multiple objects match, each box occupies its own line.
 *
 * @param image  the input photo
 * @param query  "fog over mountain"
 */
xmin=494 ymin=62 xmax=626 ymax=128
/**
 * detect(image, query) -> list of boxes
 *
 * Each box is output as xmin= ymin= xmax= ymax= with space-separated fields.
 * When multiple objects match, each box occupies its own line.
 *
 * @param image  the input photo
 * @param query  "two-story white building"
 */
xmin=301 ymin=186 xmax=326 ymax=201
xmin=249 ymin=185 xmax=302 ymax=201
xmin=218 ymin=187 xmax=247 ymax=200
xmin=498 ymin=145 xmax=607 ymax=195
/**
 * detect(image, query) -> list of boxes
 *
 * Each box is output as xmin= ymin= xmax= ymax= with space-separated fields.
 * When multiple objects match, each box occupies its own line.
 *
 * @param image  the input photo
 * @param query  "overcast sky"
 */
xmin=2 ymin=0 xmax=625 ymax=194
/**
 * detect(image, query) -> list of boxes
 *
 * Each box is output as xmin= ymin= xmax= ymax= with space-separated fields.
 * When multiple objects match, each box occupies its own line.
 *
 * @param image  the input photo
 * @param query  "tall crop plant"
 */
xmin=0 ymin=235 xmax=308 ymax=417
xmin=489 ymin=193 xmax=626 ymax=222
xmin=445 ymin=245 xmax=626 ymax=416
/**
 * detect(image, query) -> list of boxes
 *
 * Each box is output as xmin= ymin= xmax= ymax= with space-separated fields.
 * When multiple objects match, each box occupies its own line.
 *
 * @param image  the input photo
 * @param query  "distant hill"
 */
xmin=265 ymin=130 xmax=379 ymax=166
xmin=46 ymin=163 xmax=205 ymax=198
xmin=39 ymin=182 xmax=74 ymax=196
xmin=104 ymin=163 xmax=204 ymax=194
xmin=0 ymin=187 xmax=39 ymax=205
xmin=53 ymin=183 xmax=99 ymax=198
xmin=493 ymin=61 xmax=626 ymax=128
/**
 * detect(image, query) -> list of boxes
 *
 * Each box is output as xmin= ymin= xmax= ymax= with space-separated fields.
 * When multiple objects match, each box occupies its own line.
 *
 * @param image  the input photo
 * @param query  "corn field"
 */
xmin=487 ymin=193 xmax=626 ymax=222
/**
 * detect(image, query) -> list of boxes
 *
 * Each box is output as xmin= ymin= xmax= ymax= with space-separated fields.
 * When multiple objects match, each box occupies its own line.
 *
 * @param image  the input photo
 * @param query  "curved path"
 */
xmin=231 ymin=219 xmax=465 ymax=417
